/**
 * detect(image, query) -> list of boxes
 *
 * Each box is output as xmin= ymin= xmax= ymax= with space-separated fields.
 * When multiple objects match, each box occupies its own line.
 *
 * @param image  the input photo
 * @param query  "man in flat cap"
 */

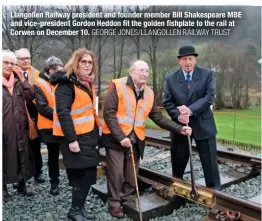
xmin=163 ymin=45 xmax=221 ymax=190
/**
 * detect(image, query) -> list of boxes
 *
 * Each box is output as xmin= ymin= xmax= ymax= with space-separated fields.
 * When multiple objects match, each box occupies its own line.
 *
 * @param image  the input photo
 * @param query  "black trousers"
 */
xmin=30 ymin=138 xmax=43 ymax=176
xmin=47 ymin=143 xmax=60 ymax=184
xmin=67 ymin=167 xmax=97 ymax=208
xmin=171 ymin=133 xmax=221 ymax=190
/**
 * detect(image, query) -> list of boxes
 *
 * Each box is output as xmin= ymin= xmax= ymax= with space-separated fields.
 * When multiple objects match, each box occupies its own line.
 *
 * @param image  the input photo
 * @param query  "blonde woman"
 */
xmin=50 ymin=48 xmax=100 ymax=221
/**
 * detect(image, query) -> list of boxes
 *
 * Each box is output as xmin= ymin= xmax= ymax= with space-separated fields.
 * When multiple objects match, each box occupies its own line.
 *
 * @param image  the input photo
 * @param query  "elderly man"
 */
xmin=15 ymin=48 xmax=45 ymax=184
xmin=102 ymin=60 xmax=192 ymax=218
xmin=163 ymin=45 xmax=221 ymax=190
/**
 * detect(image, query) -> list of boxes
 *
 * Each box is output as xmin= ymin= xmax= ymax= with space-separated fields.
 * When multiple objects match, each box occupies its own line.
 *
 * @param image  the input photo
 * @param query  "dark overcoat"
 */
xmin=50 ymin=72 xmax=101 ymax=169
xmin=2 ymin=74 xmax=35 ymax=185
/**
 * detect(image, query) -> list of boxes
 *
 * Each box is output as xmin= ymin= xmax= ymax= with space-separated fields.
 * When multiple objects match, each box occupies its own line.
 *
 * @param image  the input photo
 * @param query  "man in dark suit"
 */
xmin=163 ymin=45 xmax=221 ymax=190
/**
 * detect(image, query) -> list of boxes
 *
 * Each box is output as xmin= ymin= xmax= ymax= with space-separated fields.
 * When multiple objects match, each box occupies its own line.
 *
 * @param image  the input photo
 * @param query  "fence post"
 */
xmin=232 ymin=112 xmax=237 ymax=141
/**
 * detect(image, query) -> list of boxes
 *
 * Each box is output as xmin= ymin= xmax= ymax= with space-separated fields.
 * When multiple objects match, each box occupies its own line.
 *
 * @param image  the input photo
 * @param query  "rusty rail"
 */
xmin=138 ymin=166 xmax=261 ymax=221
xmin=100 ymin=151 xmax=261 ymax=221
xmin=145 ymin=136 xmax=261 ymax=170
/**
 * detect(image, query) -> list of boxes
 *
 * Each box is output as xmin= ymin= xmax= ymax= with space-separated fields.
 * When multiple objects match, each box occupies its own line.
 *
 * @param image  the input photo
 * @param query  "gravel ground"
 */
xmin=141 ymin=157 xmax=172 ymax=171
xmin=141 ymin=148 xmax=237 ymax=182
xmin=3 ymin=156 xmax=209 ymax=221
xmin=221 ymin=174 xmax=262 ymax=200
xmin=3 ymin=148 xmax=260 ymax=221
xmin=151 ymin=203 xmax=209 ymax=221
xmin=143 ymin=146 xmax=168 ymax=157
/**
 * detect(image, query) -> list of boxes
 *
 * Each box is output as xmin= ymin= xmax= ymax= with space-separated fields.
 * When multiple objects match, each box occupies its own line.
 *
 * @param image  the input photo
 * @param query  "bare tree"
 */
xmin=147 ymin=34 xmax=159 ymax=100
xmin=95 ymin=6 xmax=110 ymax=96
xmin=2 ymin=6 xmax=44 ymax=59
xmin=203 ymin=43 xmax=233 ymax=109
xmin=116 ymin=6 xmax=126 ymax=78
xmin=113 ymin=6 xmax=117 ymax=79
xmin=156 ymin=50 xmax=176 ymax=104
xmin=242 ymin=44 xmax=259 ymax=108
xmin=128 ymin=6 xmax=142 ymax=59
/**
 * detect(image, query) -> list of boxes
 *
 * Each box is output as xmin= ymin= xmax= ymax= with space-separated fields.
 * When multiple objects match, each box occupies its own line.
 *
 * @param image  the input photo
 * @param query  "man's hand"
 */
xmin=12 ymin=66 xmax=25 ymax=82
xmin=178 ymin=114 xmax=190 ymax=124
xmin=180 ymin=126 xmax=192 ymax=136
xmin=177 ymin=105 xmax=192 ymax=115
xmin=69 ymin=140 xmax=81 ymax=153
xmin=120 ymin=138 xmax=131 ymax=148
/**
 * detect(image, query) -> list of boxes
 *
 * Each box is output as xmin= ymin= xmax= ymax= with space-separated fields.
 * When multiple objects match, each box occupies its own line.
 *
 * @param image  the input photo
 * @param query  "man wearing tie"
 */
xmin=15 ymin=48 xmax=45 ymax=184
xmin=163 ymin=45 xmax=221 ymax=190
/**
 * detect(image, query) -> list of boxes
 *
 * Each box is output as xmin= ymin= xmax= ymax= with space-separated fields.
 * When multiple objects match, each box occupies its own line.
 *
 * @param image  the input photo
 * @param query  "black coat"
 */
xmin=35 ymin=71 xmax=58 ymax=143
xmin=50 ymin=72 xmax=101 ymax=169
xmin=3 ymin=75 xmax=35 ymax=184
xmin=163 ymin=66 xmax=217 ymax=140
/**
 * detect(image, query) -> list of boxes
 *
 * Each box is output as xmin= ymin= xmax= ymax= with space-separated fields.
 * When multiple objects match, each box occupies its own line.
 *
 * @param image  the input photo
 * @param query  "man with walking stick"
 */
xmin=163 ymin=46 xmax=221 ymax=190
xmin=102 ymin=60 xmax=192 ymax=218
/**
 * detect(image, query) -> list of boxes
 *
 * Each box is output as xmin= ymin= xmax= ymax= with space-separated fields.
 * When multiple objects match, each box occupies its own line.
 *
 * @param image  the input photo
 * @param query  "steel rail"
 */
xmin=137 ymin=166 xmax=261 ymax=221
xmin=145 ymin=136 xmax=261 ymax=169
xmin=100 ymin=153 xmax=261 ymax=221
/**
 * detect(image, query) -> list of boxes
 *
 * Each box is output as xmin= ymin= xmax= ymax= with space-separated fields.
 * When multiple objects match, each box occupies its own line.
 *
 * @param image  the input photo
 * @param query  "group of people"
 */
xmin=2 ymin=45 xmax=220 ymax=221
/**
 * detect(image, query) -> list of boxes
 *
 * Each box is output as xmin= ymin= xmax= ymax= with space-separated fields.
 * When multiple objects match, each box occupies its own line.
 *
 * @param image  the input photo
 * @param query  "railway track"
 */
xmin=97 ymin=136 xmax=261 ymax=221
xmin=145 ymin=136 xmax=261 ymax=170
xmin=4 ymin=136 xmax=260 ymax=221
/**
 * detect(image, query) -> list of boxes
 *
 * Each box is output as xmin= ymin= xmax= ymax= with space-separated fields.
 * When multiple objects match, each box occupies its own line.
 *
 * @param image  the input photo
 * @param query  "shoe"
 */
xmin=17 ymin=186 xmax=37 ymax=196
xmin=49 ymin=183 xmax=59 ymax=196
xmin=67 ymin=207 xmax=89 ymax=221
xmin=3 ymin=189 xmax=11 ymax=201
xmin=109 ymin=206 xmax=124 ymax=218
xmin=34 ymin=174 xmax=45 ymax=183
xmin=82 ymin=207 xmax=94 ymax=220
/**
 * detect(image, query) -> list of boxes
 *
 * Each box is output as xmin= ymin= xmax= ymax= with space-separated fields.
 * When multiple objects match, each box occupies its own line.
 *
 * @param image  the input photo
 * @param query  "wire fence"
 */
xmin=213 ymin=111 xmax=261 ymax=152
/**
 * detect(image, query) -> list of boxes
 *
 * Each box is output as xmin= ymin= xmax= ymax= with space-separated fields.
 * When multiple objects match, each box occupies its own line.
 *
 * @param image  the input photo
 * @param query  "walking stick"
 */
xmin=186 ymin=123 xmax=198 ymax=200
xmin=129 ymin=144 xmax=143 ymax=221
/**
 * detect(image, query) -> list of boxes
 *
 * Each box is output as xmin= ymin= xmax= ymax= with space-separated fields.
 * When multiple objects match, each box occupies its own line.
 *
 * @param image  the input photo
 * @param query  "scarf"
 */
xmin=2 ymin=72 xmax=14 ymax=95
xmin=78 ymin=74 xmax=93 ymax=90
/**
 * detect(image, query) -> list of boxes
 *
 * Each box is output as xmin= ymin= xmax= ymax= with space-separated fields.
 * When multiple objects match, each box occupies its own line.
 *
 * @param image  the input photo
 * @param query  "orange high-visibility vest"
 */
xmin=102 ymin=77 xmax=154 ymax=141
xmin=53 ymin=84 xmax=101 ymax=136
xmin=26 ymin=66 xmax=39 ymax=105
xmin=27 ymin=66 xmax=40 ymax=85
xmin=35 ymin=78 xmax=54 ymax=130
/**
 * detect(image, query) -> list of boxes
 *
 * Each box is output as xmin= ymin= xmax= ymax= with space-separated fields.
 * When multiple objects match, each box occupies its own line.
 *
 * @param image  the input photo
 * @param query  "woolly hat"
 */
xmin=45 ymin=56 xmax=63 ymax=70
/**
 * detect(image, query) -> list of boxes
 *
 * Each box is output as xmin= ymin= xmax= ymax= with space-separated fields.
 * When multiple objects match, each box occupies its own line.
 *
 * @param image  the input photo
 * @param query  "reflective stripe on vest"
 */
xmin=37 ymin=78 xmax=53 ymax=96
xmin=53 ymin=115 xmax=95 ymax=127
xmin=53 ymin=84 xmax=101 ymax=136
xmin=115 ymin=78 xmax=150 ymax=127
xmin=102 ymin=77 xmax=154 ymax=140
xmin=36 ymin=78 xmax=54 ymax=130
xmin=53 ymin=103 xmax=93 ymax=115
xmin=28 ymin=66 xmax=39 ymax=85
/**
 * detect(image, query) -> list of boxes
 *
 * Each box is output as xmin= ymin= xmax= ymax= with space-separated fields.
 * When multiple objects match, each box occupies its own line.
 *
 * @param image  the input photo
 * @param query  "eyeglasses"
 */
xmin=3 ymin=61 xmax=15 ymax=66
xmin=80 ymin=60 xmax=93 ymax=66
xmin=18 ymin=57 xmax=31 ymax=61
